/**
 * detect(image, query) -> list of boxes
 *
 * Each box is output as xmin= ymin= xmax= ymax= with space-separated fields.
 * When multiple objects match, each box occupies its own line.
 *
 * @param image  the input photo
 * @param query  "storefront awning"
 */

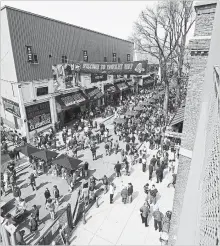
xmin=170 ymin=106 xmax=185 ymax=126
xmin=56 ymin=90 xmax=87 ymax=110
xmin=85 ymin=87 xmax=104 ymax=100
xmin=115 ymin=82 xmax=129 ymax=91
xmin=104 ymin=84 xmax=118 ymax=93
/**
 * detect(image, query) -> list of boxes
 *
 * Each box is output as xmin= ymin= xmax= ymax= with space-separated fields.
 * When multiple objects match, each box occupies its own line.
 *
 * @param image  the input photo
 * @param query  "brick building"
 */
xmin=168 ymin=1 xmax=220 ymax=245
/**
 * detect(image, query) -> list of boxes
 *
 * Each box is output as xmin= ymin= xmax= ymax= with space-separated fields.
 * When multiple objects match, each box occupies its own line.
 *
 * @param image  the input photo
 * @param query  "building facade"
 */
xmin=1 ymin=6 xmax=136 ymax=141
xmin=168 ymin=1 xmax=220 ymax=245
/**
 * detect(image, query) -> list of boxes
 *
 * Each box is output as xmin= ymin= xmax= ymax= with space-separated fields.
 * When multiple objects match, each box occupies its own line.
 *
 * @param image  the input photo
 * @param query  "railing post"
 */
xmin=66 ymin=203 xmax=73 ymax=229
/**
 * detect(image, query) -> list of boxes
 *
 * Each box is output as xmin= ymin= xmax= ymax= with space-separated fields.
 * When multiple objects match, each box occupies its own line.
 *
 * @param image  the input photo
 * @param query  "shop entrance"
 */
xmin=58 ymin=106 xmax=81 ymax=126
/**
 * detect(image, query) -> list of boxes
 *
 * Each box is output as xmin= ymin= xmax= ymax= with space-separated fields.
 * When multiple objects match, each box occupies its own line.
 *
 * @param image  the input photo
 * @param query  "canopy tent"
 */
xmin=15 ymin=144 xmax=39 ymax=157
xmin=114 ymin=118 xmax=126 ymax=124
xmin=31 ymin=149 xmax=59 ymax=162
xmin=52 ymin=154 xmax=82 ymax=170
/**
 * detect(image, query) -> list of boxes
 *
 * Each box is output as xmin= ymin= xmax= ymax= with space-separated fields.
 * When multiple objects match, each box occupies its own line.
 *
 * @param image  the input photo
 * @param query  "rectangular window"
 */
xmin=118 ymin=57 xmax=121 ymax=63
xmin=83 ymin=51 xmax=88 ymax=62
xmin=32 ymin=54 xmax=38 ymax=64
xmin=37 ymin=87 xmax=48 ymax=96
xmin=26 ymin=46 xmax=33 ymax=62
xmin=113 ymin=53 xmax=116 ymax=62
xmin=104 ymin=57 xmax=107 ymax=62
xmin=62 ymin=55 xmax=68 ymax=63
xmin=127 ymin=54 xmax=131 ymax=62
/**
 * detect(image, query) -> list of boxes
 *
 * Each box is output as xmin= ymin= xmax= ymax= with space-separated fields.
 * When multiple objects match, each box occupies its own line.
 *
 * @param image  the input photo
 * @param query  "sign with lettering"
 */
xmin=91 ymin=73 xmax=107 ymax=83
xmin=26 ymin=101 xmax=51 ymax=132
xmin=2 ymin=97 xmax=21 ymax=117
xmin=52 ymin=61 xmax=148 ymax=75
xmin=115 ymin=82 xmax=128 ymax=91
xmin=86 ymin=88 xmax=104 ymax=99
xmin=59 ymin=92 xmax=86 ymax=107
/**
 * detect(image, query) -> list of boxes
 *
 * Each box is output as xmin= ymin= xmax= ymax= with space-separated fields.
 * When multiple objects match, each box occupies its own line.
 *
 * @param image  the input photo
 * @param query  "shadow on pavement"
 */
xmin=26 ymin=194 xmax=36 ymax=203
xmin=37 ymin=181 xmax=50 ymax=190
xmin=61 ymin=193 xmax=72 ymax=204
xmin=3 ymin=198 xmax=16 ymax=214
xmin=96 ymin=154 xmax=103 ymax=160
xmin=40 ymin=213 xmax=50 ymax=225
xmin=78 ymin=154 xmax=84 ymax=158
xmin=132 ymin=191 xmax=139 ymax=201
xmin=20 ymin=182 xmax=29 ymax=190
xmin=16 ymin=179 xmax=26 ymax=186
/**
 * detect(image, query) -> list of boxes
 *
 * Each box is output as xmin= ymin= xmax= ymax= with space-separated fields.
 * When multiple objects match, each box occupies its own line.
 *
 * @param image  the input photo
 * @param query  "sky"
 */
xmin=1 ymin=0 xmax=195 ymax=63
xmin=1 ymin=1 xmax=157 ymax=41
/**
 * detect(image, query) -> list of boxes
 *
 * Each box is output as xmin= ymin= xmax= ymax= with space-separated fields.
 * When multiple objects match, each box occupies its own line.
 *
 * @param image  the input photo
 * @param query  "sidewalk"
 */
xmin=69 ymin=147 xmax=177 ymax=245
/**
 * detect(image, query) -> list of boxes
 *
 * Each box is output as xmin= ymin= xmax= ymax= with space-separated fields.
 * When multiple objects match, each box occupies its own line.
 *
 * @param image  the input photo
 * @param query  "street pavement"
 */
xmin=1 ymin=114 xmax=177 ymax=245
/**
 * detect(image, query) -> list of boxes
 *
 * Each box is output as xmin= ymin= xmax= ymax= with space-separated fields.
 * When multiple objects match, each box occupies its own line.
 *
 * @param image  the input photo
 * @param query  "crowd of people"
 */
xmin=1 ymin=83 xmax=181 ymax=245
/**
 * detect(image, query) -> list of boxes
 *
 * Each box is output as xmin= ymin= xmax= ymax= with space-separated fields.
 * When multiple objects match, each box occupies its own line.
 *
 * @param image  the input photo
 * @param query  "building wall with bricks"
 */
xmin=168 ymin=2 xmax=218 ymax=245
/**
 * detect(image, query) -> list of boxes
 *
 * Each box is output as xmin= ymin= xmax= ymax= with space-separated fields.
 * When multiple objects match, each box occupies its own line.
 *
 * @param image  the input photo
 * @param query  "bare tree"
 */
xmin=131 ymin=0 xmax=195 ymax=118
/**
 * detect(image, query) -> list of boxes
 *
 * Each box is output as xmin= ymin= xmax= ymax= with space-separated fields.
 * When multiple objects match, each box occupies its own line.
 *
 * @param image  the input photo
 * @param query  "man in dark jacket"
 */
xmin=114 ymin=161 xmax=121 ymax=177
xmin=140 ymin=201 xmax=150 ymax=227
xmin=149 ymin=164 xmax=153 ymax=181
xmin=44 ymin=188 xmax=51 ymax=204
xmin=127 ymin=183 xmax=133 ymax=203
xmin=156 ymin=166 xmax=163 ymax=183
xmin=150 ymin=185 xmax=158 ymax=205
xmin=13 ymin=185 xmax=21 ymax=202
xmin=152 ymin=208 xmax=164 ymax=232
xmin=29 ymin=173 xmax=37 ymax=191
xmin=32 ymin=205 xmax=40 ymax=224
xmin=30 ymin=214 xmax=38 ymax=234
xmin=83 ymin=162 xmax=89 ymax=177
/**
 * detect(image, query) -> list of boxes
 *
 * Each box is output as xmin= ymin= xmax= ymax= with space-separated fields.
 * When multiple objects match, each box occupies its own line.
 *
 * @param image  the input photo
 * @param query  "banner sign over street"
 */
xmin=52 ymin=61 xmax=148 ymax=76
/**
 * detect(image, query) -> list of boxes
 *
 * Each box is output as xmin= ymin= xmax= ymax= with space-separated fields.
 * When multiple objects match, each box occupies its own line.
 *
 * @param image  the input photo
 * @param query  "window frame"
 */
xmin=127 ymin=54 xmax=131 ymax=62
xmin=112 ymin=53 xmax=117 ymax=62
xmin=62 ymin=55 xmax=68 ymax=64
xmin=83 ymin=50 xmax=88 ymax=62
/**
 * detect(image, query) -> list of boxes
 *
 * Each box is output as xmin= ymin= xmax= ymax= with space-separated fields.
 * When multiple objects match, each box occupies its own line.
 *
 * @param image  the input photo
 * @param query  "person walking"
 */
xmin=53 ymin=185 xmax=60 ymax=206
xmin=44 ymin=188 xmax=51 ymax=204
xmin=152 ymin=208 xmax=164 ymax=232
xmin=83 ymin=162 xmax=89 ymax=178
xmin=13 ymin=184 xmax=21 ymax=202
xmin=121 ymin=186 xmax=128 ymax=204
xmin=109 ymin=182 xmax=116 ymax=204
xmin=99 ymin=175 xmax=109 ymax=194
xmin=114 ymin=161 xmax=122 ymax=177
xmin=149 ymin=164 xmax=153 ymax=181
xmin=140 ymin=201 xmax=150 ymax=227
xmin=91 ymin=144 xmax=96 ymax=160
xmin=127 ymin=183 xmax=133 ymax=203
xmin=167 ymin=173 xmax=177 ymax=188
xmin=29 ymin=173 xmax=37 ymax=191
xmin=144 ymin=183 xmax=150 ymax=201
xmin=114 ymin=140 xmax=119 ymax=154
xmin=29 ymin=214 xmax=38 ymax=234
xmin=32 ymin=205 xmax=40 ymax=224
xmin=149 ymin=185 xmax=158 ymax=205
xmin=156 ymin=166 xmax=163 ymax=183
xmin=46 ymin=198 xmax=55 ymax=220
